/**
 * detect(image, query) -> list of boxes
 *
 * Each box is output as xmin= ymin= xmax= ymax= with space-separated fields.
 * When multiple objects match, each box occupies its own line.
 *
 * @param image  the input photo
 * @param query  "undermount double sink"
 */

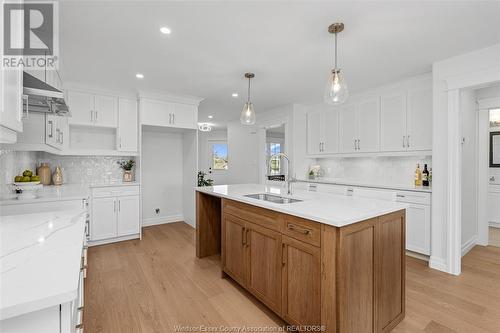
xmin=244 ymin=193 xmax=302 ymax=204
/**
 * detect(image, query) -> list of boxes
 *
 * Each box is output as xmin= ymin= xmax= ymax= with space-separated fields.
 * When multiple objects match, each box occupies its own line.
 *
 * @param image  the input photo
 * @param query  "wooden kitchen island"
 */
xmin=196 ymin=184 xmax=406 ymax=333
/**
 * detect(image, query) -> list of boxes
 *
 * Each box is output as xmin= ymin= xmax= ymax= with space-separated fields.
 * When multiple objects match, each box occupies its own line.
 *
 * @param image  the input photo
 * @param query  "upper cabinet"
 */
xmin=305 ymin=82 xmax=432 ymax=157
xmin=339 ymin=98 xmax=380 ymax=153
xmin=380 ymin=88 xmax=432 ymax=152
xmin=306 ymin=106 xmax=339 ymax=155
xmin=67 ymin=90 xmax=118 ymax=128
xmin=140 ymin=97 xmax=198 ymax=129
xmin=117 ymin=98 xmax=138 ymax=152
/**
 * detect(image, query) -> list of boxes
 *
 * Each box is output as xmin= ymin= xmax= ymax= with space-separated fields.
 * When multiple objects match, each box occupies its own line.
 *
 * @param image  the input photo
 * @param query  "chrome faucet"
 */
xmin=269 ymin=152 xmax=295 ymax=195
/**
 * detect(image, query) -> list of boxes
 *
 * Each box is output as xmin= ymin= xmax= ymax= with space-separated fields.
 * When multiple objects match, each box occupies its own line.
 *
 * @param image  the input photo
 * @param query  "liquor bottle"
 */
xmin=422 ymin=164 xmax=429 ymax=187
xmin=414 ymin=164 xmax=422 ymax=187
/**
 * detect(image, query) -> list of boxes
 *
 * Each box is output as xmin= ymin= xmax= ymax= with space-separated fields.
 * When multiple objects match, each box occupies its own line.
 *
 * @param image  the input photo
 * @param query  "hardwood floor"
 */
xmin=85 ymin=223 xmax=500 ymax=333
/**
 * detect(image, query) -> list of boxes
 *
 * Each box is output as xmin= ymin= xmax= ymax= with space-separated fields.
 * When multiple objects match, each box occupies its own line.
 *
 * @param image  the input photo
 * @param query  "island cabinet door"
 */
xmin=222 ymin=214 xmax=247 ymax=287
xmin=281 ymin=235 xmax=321 ymax=327
xmin=246 ymin=222 xmax=282 ymax=315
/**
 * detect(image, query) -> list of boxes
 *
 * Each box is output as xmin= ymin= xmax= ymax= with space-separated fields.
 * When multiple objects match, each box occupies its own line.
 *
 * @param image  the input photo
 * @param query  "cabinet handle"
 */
xmin=242 ymin=227 xmax=246 ymax=245
xmin=287 ymin=223 xmax=311 ymax=235
xmin=48 ymin=120 xmax=53 ymax=138
xmin=354 ymin=139 xmax=357 ymax=150
xmin=95 ymin=110 xmax=98 ymax=122
xmin=246 ymin=228 xmax=250 ymax=247
xmin=114 ymin=200 xmax=116 ymax=212
xmin=282 ymin=243 xmax=286 ymax=266
xmin=169 ymin=113 xmax=172 ymax=124
xmin=118 ymin=200 xmax=121 ymax=212
xmin=319 ymin=142 xmax=322 ymax=152
xmin=172 ymin=113 xmax=175 ymax=124
xmin=61 ymin=131 xmax=64 ymax=144
xmin=90 ymin=110 xmax=93 ymax=122
xmin=402 ymin=135 xmax=406 ymax=148
xmin=357 ymin=139 xmax=360 ymax=150
xmin=407 ymin=135 xmax=410 ymax=148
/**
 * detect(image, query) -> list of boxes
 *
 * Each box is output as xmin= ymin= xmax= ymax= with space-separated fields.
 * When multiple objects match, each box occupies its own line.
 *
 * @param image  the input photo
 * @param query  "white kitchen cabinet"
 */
xmin=94 ymin=94 xmax=118 ymax=127
xmin=380 ymin=89 xmax=432 ymax=152
xmin=91 ymin=196 xmax=117 ymax=241
xmin=339 ymin=99 xmax=379 ymax=153
xmin=488 ymin=186 xmax=500 ymax=224
xmin=140 ymin=97 xmax=198 ymax=129
xmin=407 ymin=88 xmax=432 ymax=151
xmin=46 ymin=115 xmax=69 ymax=150
xmin=396 ymin=191 xmax=431 ymax=255
xmin=306 ymin=110 xmax=322 ymax=154
xmin=117 ymin=98 xmax=138 ymax=152
xmin=0 ymin=68 xmax=24 ymax=133
xmin=117 ymin=195 xmax=141 ymax=236
xmin=339 ymin=104 xmax=357 ymax=153
xmin=356 ymin=98 xmax=380 ymax=152
xmin=306 ymin=107 xmax=339 ymax=155
xmin=380 ymin=93 xmax=407 ymax=152
xmin=90 ymin=185 xmax=140 ymax=245
xmin=67 ymin=90 xmax=118 ymax=128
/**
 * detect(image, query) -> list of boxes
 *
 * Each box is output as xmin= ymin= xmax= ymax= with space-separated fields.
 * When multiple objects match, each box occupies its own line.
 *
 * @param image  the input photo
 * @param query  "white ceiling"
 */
xmin=59 ymin=1 xmax=500 ymax=128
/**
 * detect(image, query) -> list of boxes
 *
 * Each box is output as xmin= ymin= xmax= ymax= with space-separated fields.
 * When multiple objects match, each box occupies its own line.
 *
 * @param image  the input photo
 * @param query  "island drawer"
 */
xmin=282 ymin=215 xmax=321 ymax=247
xmin=222 ymin=199 xmax=282 ymax=232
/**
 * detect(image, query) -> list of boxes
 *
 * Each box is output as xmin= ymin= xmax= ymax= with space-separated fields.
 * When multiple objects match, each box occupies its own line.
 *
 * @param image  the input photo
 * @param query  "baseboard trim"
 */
xmin=142 ymin=215 xmax=184 ymax=227
xmin=89 ymin=233 xmax=140 ymax=247
xmin=429 ymin=256 xmax=447 ymax=272
xmin=489 ymin=222 xmax=500 ymax=229
xmin=406 ymin=250 xmax=430 ymax=262
xmin=461 ymin=235 xmax=478 ymax=256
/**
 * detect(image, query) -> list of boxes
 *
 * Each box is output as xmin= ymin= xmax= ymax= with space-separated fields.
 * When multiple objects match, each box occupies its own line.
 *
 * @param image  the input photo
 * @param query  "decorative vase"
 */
xmin=37 ymin=163 xmax=51 ymax=185
xmin=123 ymin=170 xmax=133 ymax=182
xmin=53 ymin=166 xmax=63 ymax=186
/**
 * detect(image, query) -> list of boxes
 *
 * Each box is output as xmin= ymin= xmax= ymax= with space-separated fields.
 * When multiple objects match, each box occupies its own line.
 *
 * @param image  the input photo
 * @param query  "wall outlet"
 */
xmin=155 ymin=208 xmax=160 ymax=215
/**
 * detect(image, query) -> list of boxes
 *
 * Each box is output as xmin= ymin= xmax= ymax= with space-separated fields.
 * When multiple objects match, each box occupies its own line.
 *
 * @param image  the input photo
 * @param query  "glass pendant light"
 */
xmin=324 ymin=23 xmax=349 ymax=105
xmin=240 ymin=73 xmax=256 ymax=125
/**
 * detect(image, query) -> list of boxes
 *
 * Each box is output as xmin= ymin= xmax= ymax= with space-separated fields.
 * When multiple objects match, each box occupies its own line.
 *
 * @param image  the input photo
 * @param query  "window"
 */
xmin=212 ymin=143 xmax=228 ymax=170
xmin=268 ymin=142 xmax=282 ymax=175
xmin=490 ymin=108 xmax=500 ymax=128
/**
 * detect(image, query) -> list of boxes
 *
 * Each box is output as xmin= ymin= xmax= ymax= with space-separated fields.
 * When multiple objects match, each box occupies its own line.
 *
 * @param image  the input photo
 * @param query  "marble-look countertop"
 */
xmin=195 ymin=184 xmax=408 ymax=227
xmin=0 ymin=182 xmax=140 ymax=205
xmin=0 ymin=209 xmax=87 ymax=320
xmin=296 ymin=178 xmax=432 ymax=193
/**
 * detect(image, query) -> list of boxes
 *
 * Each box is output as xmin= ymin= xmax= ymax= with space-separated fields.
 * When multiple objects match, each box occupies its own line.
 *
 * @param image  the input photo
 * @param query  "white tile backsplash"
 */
xmin=0 ymin=150 xmax=135 ymax=195
xmin=315 ymin=156 xmax=432 ymax=187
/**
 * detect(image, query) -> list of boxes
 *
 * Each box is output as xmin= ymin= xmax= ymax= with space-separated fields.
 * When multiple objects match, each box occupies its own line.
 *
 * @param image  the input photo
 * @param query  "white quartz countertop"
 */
xmin=195 ymin=184 xmax=408 ymax=227
xmin=0 ymin=209 xmax=86 ymax=320
xmin=296 ymin=178 xmax=432 ymax=193
xmin=0 ymin=182 xmax=140 ymax=205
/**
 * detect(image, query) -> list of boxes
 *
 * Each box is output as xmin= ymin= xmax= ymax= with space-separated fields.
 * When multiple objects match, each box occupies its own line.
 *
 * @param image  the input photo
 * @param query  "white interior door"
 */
xmin=356 ymin=98 xmax=380 ymax=152
xmin=207 ymin=140 xmax=228 ymax=185
xmin=380 ymin=93 xmax=407 ymax=152
xmin=117 ymin=195 xmax=140 ymax=236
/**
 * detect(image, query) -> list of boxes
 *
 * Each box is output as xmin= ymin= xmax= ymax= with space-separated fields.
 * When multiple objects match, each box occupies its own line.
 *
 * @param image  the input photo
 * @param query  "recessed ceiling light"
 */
xmin=160 ymin=26 xmax=171 ymax=34
xmin=136 ymin=73 xmax=144 ymax=79
xmin=208 ymin=115 xmax=214 ymax=119
xmin=232 ymin=93 xmax=238 ymax=97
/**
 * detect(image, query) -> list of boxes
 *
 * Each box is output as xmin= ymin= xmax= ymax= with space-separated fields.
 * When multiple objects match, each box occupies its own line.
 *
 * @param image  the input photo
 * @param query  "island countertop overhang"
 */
xmin=195 ymin=183 xmax=407 ymax=228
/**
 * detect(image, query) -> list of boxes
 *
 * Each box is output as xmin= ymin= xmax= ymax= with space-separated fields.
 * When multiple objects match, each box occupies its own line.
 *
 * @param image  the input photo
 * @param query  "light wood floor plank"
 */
xmin=84 ymin=223 xmax=500 ymax=333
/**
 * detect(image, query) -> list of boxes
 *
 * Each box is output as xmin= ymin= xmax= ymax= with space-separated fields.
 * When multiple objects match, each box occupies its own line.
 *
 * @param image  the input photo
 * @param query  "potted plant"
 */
xmin=198 ymin=171 xmax=214 ymax=187
xmin=117 ymin=159 xmax=135 ymax=182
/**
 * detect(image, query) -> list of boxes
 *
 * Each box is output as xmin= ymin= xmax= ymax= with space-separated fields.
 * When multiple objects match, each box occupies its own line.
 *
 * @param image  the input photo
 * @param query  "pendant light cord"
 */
xmin=247 ymin=77 xmax=251 ymax=103
xmin=334 ymin=32 xmax=338 ymax=70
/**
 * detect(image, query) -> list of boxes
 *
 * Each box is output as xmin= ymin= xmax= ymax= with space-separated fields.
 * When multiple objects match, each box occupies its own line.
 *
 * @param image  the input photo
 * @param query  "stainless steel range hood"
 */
xmin=23 ymin=72 xmax=70 ymax=115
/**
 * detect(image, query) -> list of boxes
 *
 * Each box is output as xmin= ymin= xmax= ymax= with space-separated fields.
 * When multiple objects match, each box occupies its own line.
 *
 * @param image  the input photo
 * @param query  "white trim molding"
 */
xmin=461 ymin=235 xmax=478 ymax=257
xmin=478 ymin=96 xmax=500 ymax=110
xmin=142 ymin=214 xmax=184 ymax=227
xmin=489 ymin=221 xmax=500 ymax=229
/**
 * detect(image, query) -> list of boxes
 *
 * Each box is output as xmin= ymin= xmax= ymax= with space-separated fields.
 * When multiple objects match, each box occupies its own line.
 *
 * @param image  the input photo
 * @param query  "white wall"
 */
xmin=226 ymin=121 xmax=259 ymax=184
xmin=198 ymin=129 xmax=228 ymax=185
xmin=141 ymin=127 xmax=184 ymax=224
xmin=432 ymin=43 xmax=500 ymax=274
xmin=460 ymin=89 xmax=478 ymax=254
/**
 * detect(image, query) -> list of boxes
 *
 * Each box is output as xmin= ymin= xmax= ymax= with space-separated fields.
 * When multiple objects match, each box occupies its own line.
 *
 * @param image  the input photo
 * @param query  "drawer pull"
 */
xmin=287 ymin=223 xmax=311 ymax=235
xmin=77 ymin=306 xmax=84 ymax=311
xmin=396 ymin=194 xmax=406 ymax=198
xmin=242 ymin=227 xmax=246 ymax=246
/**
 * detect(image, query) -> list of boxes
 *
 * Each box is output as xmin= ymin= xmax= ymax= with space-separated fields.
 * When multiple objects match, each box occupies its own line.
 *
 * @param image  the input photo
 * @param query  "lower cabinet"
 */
xmin=281 ymin=235 xmax=321 ymax=327
xmin=220 ymin=198 xmax=406 ymax=333
xmin=90 ymin=185 xmax=140 ymax=244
